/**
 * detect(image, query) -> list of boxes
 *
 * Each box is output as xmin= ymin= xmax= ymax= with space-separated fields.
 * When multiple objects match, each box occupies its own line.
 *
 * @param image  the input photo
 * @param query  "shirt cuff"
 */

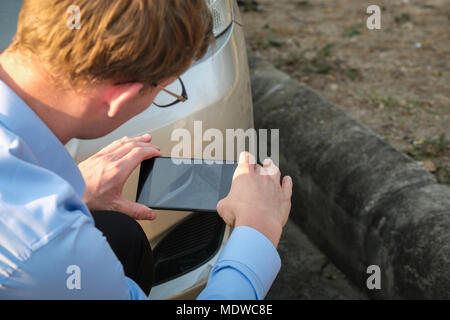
xmin=213 ymin=226 xmax=281 ymax=299
xmin=126 ymin=277 xmax=148 ymax=300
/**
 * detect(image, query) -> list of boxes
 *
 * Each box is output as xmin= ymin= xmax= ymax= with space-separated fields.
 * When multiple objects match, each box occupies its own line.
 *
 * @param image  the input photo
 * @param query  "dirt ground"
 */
xmin=239 ymin=0 xmax=450 ymax=185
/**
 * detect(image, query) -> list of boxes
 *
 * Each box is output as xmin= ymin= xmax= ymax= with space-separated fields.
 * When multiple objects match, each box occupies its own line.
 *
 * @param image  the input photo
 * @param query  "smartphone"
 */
xmin=136 ymin=157 xmax=238 ymax=212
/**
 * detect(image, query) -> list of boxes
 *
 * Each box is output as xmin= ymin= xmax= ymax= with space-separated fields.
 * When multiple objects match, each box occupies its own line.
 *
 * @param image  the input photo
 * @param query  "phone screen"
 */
xmin=137 ymin=157 xmax=238 ymax=212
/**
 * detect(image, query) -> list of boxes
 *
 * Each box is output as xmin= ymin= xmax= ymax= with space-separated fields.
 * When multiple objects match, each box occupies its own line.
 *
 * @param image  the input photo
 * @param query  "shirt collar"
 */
xmin=0 ymin=79 xmax=86 ymax=198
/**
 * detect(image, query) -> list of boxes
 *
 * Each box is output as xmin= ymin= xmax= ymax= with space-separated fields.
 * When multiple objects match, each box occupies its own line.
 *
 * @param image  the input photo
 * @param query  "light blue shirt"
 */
xmin=0 ymin=79 xmax=280 ymax=300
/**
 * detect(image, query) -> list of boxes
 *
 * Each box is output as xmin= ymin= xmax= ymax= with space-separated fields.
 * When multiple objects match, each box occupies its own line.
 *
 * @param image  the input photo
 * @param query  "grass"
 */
xmin=411 ymin=134 xmax=450 ymax=159
xmin=299 ymin=47 xmax=334 ymax=74
xmin=343 ymin=24 xmax=363 ymax=38
xmin=274 ymin=43 xmax=362 ymax=80
xmin=253 ymin=34 xmax=285 ymax=50
xmin=237 ymin=0 xmax=264 ymax=12
xmin=434 ymin=134 xmax=450 ymax=154
xmin=252 ymin=24 xmax=288 ymax=50
xmin=296 ymin=0 xmax=310 ymax=7
xmin=394 ymin=13 xmax=411 ymax=24
xmin=346 ymin=88 xmax=450 ymax=180
xmin=302 ymin=43 xmax=337 ymax=74
xmin=268 ymin=37 xmax=285 ymax=48
xmin=438 ymin=168 xmax=450 ymax=184
xmin=407 ymin=134 xmax=450 ymax=185
xmin=317 ymin=43 xmax=336 ymax=58
xmin=364 ymin=89 xmax=402 ymax=109
xmin=345 ymin=68 xmax=361 ymax=81
xmin=364 ymin=92 xmax=449 ymax=119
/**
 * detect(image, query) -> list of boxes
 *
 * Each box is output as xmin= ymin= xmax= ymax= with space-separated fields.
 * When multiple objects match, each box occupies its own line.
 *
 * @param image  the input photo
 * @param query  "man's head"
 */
xmin=1 ymin=0 xmax=214 ymax=140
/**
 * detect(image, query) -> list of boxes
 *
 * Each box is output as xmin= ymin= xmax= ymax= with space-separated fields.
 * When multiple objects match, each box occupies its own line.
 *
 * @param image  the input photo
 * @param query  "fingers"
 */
xmin=98 ymin=134 xmax=156 ymax=156
xmin=281 ymin=175 xmax=293 ymax=199
xmin=259 ymin=158 xmax=281 ymax=178
xmin=238 ymin=151 xmax=257 ymax=169
xmin=113 ymin=197 xmax=158 ymax=221
xmin=102 ymin=136 xmax=161 ymax=180
xmin=233 ymin=151 xmax=256 ymax=179
xmin=116 ymin=145 xmax=162 ymax=179
xmin=280 ymin=176 xmax=293 ymax=226
xmin=110 ymin=140 xmax=160 ymax=161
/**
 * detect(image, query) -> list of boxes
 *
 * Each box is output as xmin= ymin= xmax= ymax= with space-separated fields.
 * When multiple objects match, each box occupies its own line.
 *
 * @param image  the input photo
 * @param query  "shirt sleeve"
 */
xmin=197 ymin=226 xmax=281 ymax=300
xmin=1 ymin=213 xmax=148 ymax=300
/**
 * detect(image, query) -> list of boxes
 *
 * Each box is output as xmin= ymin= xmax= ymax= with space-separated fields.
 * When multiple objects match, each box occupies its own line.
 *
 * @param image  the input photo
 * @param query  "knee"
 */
xmin=92 ymin=210 xmax=149 ymax=247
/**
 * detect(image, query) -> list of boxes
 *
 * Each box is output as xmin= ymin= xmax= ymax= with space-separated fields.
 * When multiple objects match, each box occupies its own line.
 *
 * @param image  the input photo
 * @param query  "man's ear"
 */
xmin=106 ymin=82 xmax=144 ymax=118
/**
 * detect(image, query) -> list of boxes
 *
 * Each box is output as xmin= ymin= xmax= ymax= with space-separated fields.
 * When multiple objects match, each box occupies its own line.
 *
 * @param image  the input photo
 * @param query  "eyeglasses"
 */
xmin=152 ymin=77 xmax=188 ymax=108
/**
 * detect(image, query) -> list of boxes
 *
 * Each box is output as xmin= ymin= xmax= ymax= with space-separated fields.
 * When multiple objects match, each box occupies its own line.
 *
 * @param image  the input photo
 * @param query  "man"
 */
xmin=0 ymin=0 xmax=292 ymax=299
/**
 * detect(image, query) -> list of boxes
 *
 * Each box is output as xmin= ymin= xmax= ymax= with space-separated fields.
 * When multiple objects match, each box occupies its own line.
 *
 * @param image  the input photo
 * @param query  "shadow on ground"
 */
xmin=267 ymin=220 xmax=367 ymax=300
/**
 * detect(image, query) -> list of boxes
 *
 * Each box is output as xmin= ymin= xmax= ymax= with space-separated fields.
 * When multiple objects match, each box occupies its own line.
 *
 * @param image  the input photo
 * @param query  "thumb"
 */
xmin=113 ymin=197 xmax=157 ymax=221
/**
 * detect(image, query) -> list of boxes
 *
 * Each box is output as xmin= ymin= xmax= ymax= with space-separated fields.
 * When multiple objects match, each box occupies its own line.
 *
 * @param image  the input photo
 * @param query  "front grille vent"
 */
xmin=153 ymin=212 xmax=225 ymax=285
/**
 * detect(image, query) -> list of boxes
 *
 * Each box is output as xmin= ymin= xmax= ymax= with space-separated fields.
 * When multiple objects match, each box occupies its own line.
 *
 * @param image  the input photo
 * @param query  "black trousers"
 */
xmin=91 ymin=211 xmax=154 ymax=296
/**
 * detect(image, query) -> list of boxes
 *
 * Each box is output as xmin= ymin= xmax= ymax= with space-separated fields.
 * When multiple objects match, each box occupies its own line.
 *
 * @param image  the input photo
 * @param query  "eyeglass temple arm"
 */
xmin=155 ymin=85 xmax=187 ymax=102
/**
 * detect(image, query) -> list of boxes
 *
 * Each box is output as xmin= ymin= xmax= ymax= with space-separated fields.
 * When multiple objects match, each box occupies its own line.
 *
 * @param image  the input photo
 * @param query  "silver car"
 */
xmin=0 ymin=0 xmax=253 ymax=299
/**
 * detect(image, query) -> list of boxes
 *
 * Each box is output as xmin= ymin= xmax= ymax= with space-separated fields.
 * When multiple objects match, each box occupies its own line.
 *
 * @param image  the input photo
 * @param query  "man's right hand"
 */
xmin=216 ymin=152 xmax=293 ymax=248
xmin=79 ymin=134 xmax=161 ymax=221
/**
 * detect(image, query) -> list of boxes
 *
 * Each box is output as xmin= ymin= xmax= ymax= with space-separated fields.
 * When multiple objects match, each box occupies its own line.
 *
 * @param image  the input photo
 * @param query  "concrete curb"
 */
xmin=266 ymin=220 xmax=368 ymax=299
xmin=249 ymin=51 xmax=450 ymax=299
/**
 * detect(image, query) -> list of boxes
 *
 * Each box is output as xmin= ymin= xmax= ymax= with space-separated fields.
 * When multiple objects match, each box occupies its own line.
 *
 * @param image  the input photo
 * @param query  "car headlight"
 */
xmin=206 ymin=0 xmax=233 ymax=37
